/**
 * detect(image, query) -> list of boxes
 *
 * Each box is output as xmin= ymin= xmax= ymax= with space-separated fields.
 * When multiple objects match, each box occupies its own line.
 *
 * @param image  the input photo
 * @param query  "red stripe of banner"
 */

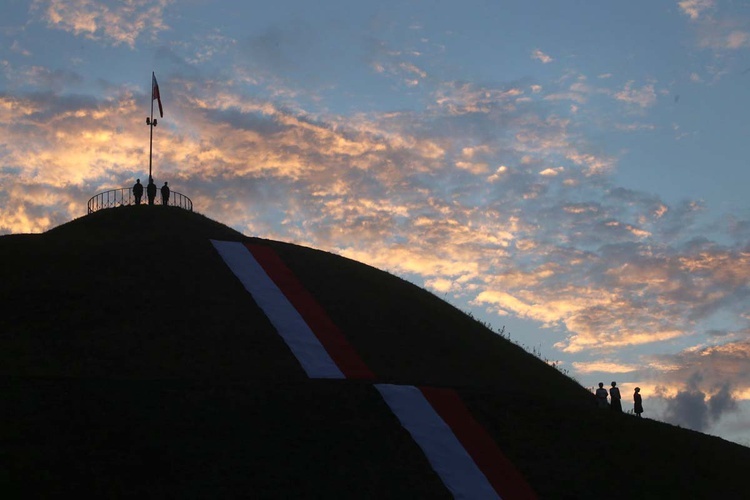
xmin=420 ymin=387 xmax=538 ymax=500
xmin=246 ymin=243 xmax=376 ymax=380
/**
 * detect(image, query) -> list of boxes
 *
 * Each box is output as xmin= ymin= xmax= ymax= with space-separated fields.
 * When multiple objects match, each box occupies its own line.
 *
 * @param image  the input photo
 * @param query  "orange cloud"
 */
xmin=678 ymin=0 xmax=715 ymax=20
xmin=33 ymin=0 xmax=173 ymax=48
xmin=531 ymin=49 xmax=553 ymax=64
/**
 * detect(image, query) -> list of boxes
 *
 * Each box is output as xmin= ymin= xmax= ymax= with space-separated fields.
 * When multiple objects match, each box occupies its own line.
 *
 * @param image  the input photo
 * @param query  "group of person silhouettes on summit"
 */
xmin=595 ymin=381 xmax=643 ymax=417
xmin=132 ymin=177 xmax=169 ymax=206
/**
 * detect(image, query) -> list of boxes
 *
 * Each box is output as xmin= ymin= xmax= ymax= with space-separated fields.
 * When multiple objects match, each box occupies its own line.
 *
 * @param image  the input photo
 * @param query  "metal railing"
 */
xmin=87 ymin=187 xmax=193 ymax=214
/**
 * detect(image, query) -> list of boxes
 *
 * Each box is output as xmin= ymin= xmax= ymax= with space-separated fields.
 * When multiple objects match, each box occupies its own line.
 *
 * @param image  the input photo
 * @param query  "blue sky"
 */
xmin=2 ymin=0 xmax=750 ymax=446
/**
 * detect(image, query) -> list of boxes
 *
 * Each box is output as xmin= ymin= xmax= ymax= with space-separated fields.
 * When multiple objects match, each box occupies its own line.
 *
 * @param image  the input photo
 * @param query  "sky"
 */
xmin=1 ymin=0 xmax=749 ymax=446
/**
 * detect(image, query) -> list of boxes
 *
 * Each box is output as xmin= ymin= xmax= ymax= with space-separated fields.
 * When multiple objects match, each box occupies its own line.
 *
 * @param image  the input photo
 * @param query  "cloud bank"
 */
xmin=32 ymin=0 xmax=173 ymax=47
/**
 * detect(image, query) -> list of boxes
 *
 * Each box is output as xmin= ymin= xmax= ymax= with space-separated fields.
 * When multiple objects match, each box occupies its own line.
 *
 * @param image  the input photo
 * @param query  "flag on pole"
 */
xmin=152 ymin=72 xmax=163 ymax=118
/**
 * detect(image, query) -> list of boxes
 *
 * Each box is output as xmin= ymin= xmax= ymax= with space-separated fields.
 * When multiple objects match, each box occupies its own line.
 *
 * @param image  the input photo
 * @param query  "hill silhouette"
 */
xmin=2 ymin=206 xmax=749 ymax=498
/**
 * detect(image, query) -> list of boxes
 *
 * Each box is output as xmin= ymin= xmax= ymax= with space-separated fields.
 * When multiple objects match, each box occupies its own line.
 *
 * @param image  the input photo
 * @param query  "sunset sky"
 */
xmin=2 ymin=0 xmax=749 ymax=446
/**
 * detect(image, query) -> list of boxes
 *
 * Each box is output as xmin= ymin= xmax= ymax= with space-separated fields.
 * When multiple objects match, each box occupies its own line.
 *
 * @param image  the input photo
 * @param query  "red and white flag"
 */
xmin=152 ymin=72 xmax=163 ymax=118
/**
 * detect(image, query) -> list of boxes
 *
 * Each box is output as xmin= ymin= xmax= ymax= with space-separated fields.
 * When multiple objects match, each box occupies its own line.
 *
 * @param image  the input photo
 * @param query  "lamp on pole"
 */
xmin=146 ymin=115 xmax=157 ymax=181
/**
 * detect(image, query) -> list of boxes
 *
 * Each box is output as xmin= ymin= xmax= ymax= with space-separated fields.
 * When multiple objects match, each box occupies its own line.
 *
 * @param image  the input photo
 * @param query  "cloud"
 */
xmin=25 ymin=67 xmax=83 ymax=92
xmin=709 ymin=384 xmax=740 ymax=418
xmin=663 ymin=385 xmax=711 ymax=430
xmin=366 ymin=37 xmax=431 ymax=88
xmin=614 ymin=81 xmax=657 ymax=108
xmin=433 ymin=81 xmax=523 ymax=115
xmin=531 ymin=49 xmax=553 ymax=64
xmin=570 ymin=360 xmax=640 ymax=374
xmin=539 ymin=166 xmax=564 ymax=177
xmin=678 ymin=0 xmax=715 ymax=20
xmin=698 ymin=26 xmax=750 ymax=50
xmin=614 ymin=122 xmax=656 ymax=132
xmin=10 ymin=40 xmax=32 ymax=57
xmin=646 ymin=340 xmax=750 ymax=396
xmin=661 ymin=373 xmax=739 ymax=431
xmin=677 ymin=2 xmax=750 ymax=53
xmin=186 ymin=32 xmax=237 ymax=65
xmin=31 ymin=0 xmax=173 ymax=48
xmin=542 ymin=74 xmax=595 ymax=106
xmin=725 ymin=30 xmax=750 ymax=48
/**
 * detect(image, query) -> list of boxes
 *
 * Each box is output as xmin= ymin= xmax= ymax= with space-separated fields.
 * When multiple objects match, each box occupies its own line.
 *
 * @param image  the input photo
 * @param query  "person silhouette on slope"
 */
xmin=634 ymin=387 xmax=644 ymax=417
xmin=609 ymin=381 xmax=622 ymax=413
xmin=595 ymin=382 xmax=609 ymax=409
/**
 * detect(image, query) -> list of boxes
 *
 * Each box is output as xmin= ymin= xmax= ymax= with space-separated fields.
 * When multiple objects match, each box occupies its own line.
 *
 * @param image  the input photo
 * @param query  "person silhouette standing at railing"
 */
xmin=133 ymin=179 xmax=144 ymax=205
xmin=146 ymin=176 xmax=157 ymax=205
xmin=161 ymin=181 xmax=170 ymax=206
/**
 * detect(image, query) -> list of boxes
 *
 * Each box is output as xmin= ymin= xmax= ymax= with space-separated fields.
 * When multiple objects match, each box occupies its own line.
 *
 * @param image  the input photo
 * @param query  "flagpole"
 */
xmin=148 ymin=71 xmax=155 ymax=181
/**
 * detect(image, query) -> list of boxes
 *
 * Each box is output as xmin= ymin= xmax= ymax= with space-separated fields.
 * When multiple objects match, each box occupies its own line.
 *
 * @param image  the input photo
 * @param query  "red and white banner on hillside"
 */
xmin=211 ymin=240 xmax=346 ymax=379
xmin=211 ymin=239 xmax=537 ymax=499
xmin=245 ymin=243 xmax=376 ymax=380
xmin=376 ymin=383 xmax=500 ymax=499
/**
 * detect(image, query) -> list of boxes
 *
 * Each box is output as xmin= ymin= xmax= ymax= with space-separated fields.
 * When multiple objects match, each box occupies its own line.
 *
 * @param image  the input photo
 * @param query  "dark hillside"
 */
xmin=267 ymin=239 xmax=588 ymax=399
xmin=0 ymin=207 xmax=301 ymax=381
xmin=2 ymin=206 xmax=749 ymax=498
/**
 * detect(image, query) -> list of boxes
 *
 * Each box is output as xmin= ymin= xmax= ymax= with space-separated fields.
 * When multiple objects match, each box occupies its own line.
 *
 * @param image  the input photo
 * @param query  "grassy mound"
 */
xmin=2 ymin=206 xmax=748 ymax=498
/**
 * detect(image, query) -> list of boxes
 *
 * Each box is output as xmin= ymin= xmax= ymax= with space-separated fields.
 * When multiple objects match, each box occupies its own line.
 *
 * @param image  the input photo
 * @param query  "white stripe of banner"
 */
xmin=375 ymin=384 xmax=500 ymax=500
xmin=211 ymin=240 xmax=345 ymax=379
